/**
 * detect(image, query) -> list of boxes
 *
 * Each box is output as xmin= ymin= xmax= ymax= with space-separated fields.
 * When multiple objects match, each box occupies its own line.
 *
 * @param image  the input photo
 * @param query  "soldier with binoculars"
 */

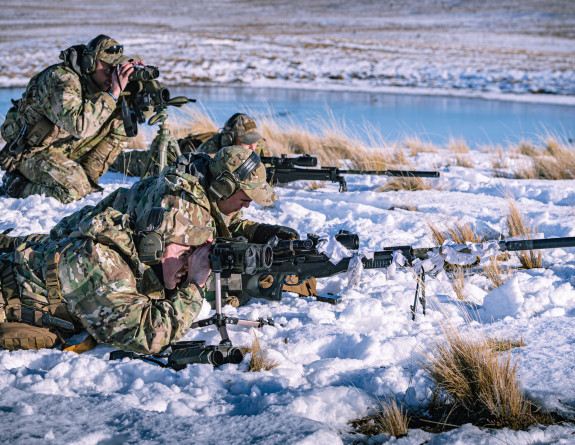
xmin=0 ymin=35 xmax=145 ymax=203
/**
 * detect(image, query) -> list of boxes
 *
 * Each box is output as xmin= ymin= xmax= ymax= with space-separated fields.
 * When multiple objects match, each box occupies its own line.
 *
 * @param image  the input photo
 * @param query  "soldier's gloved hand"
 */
xmin=252 ymin=224 xmax=300 ymax=244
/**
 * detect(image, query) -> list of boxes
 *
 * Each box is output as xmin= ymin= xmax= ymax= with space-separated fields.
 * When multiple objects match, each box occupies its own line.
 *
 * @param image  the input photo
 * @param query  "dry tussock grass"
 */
xmin=419 ymin=322 xmax=539 ymax=429
xmin=427 ymin=220 xmax=485 ymax=247
xmin=308 ymin=181 xmax=325 ymax=190
xmin=506 ymin=198 xmax=542 ymax=269
xmin=513 ymin=136 xmax=575 ymax=180
xmin=376 ymin=177 xmax=434 ymax=192
xmin=490 ymin=145 xmax=510 ymax=177
xmin=243 ymin=333 xmax=279 ymax=372
xmin=405 ymin=136 xmax=438 ymax=156
xmin=518 ymin=140 xmax=539 ymax=157
xmin=450 ymin=266 xmax=469 ymax=301
xmin=486 ymin=336 xmax=526 ymax=353
xmin=250 ymin=112 xmax=401 ymax=171
xmin=447 ymin=138 xmax=469 ymax=154
xmin=350 ymin=398 xmax=409 ymax=438
xmin=484 ymin=255 xmax=514 ymax=289
xmin=455 ymin=154 xmax=473 ymax=168
xmin=170 ymin=106 xmax=218 ymax=139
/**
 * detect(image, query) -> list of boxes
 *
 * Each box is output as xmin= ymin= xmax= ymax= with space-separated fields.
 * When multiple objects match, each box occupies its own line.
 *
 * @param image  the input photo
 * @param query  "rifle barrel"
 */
xmin=339 ymin=169 xmax=440 ymax=178
xmin=498 ymin=237 xmax=575 ymax=252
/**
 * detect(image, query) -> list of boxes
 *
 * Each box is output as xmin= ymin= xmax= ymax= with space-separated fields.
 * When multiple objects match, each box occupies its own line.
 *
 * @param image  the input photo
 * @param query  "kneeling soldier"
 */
xmin=0 ymin=35 xmax=138 ymax=203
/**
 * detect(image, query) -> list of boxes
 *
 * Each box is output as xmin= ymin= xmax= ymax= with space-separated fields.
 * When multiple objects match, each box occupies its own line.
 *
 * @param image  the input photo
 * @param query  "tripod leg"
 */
xmin=215 ymin=272 xmax=232 ymax=346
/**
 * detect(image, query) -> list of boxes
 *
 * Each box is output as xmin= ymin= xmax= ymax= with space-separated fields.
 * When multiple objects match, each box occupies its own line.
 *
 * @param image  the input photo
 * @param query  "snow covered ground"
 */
xmin=1 ymin=1 xmax=575 ymax=443
xmin=1 ymin=151 xmax=575 ymax=444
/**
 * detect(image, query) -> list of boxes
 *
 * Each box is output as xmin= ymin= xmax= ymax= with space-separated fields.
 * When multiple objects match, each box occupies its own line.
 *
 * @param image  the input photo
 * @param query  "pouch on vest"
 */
xmin=0 ymin=322 xmax=59 ymax=350
xmin=0 ymin=115 xmax=56 ymax=172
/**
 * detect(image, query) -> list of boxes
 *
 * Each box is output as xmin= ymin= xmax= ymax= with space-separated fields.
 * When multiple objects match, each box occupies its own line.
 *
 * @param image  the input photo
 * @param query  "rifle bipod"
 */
xmin=191 ymin=271 xmax=275 ymax=346
xmin=410 ymin=269 xmax=426 ymax=321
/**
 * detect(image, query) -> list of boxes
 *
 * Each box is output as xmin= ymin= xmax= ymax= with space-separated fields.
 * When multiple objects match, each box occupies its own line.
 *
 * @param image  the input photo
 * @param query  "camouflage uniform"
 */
xmin=0 ymin=146 xmax=279 ymax=352
xmin=110 ymin=114 xmax=270 ymax=178
xmin=0 ymin=166 xmax=217 ymax=354
xmin=0 ymin=36 xmax=130 ymax=203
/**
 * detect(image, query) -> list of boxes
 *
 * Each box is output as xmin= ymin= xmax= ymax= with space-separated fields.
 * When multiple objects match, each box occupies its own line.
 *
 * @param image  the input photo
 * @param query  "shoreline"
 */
xmin=1 ymin=80 xmax=574 ymax=107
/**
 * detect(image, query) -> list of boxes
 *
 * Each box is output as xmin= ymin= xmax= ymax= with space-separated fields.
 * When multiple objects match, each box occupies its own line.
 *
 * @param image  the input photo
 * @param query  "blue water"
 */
xmin=2 ymin=85 xmax=574 ymax=148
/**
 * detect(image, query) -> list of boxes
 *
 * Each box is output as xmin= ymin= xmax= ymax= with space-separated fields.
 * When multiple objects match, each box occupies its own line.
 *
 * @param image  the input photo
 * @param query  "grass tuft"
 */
xmin=376 ymin=177 xmax=434 ymax=192
xmin=449 ymin=266 xmax=469 ymax=301
xmin=447 ymin=137 xmax=469 ymax=154
xmin=427 ymin=220 xmax=485 ymax=247
xmin=486 ymin=336 xmax=526 ymax=353
xmin=242 ymin=333 xmax=280 ymax=372
xmin=350 ymin=397 xmax=409 ymax=438
xmin=419 ymin=322 xmax=538 ymax=429
xmin=484 ymin=255 xmax=514 ymax=289
xmin=513 ymin=135 xmax=575 ymax=180
xmin=405 ymin=136 xmax=438 ymax=156
xmin=506 ymin=198 xmax=542 ymax=269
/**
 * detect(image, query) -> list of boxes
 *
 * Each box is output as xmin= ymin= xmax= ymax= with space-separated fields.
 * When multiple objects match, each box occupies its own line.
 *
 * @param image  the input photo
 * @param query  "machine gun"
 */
xmin=119 ymin=65 xmax=195 ymax=177
xmin=231 ymin=233 xmax=575 ymax=320
xmin=261 ymin=154 xmax=440 ymax=192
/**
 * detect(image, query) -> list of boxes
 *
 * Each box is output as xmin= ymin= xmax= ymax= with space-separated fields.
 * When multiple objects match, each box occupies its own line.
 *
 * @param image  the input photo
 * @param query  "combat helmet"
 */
xmin=208 ymin=146 xmax=277 ymax=206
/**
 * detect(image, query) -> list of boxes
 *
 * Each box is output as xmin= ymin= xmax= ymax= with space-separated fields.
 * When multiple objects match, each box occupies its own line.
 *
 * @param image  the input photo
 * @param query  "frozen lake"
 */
xmin=1 ymin=85 xmax=574 ymax=148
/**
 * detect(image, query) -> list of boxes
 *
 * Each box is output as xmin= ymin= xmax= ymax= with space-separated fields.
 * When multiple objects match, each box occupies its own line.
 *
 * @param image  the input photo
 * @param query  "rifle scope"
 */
xmin=292 ymin=154 xmax=317 ymax=167
xmin=212 ymin=240 xmax=273 ymax=275
xmin=335 ymin=232 xmax=359 ymax=250
xmin=278 ymin=232 xmax=359 ymax=252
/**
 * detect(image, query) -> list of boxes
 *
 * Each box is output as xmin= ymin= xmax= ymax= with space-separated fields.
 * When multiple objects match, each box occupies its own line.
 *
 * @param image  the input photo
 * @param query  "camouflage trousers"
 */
xmin=1 ymin=147 xmax=94 ymax=203
xmin=110 ymin=132 xmax=183 ymax=178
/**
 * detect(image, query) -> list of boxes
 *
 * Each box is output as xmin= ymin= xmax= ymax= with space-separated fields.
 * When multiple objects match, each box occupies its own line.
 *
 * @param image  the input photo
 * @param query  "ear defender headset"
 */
xmin=219 ymin=113 xmax=244 ymax=147
xmin=208 ymin=151 xmax=261 ymax=201
xmin=135 ymin=207 xmax=166 ymax=265
xmin=81 ymin=34 xmax=123 ymax=74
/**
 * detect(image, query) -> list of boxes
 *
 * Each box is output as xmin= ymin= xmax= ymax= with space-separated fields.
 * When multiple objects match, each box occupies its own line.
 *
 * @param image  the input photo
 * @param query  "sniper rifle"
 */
xmin=229 ymin=233 xmax=575 ymax=320
xmin=261 ymin=154 xmax=440 ymax=192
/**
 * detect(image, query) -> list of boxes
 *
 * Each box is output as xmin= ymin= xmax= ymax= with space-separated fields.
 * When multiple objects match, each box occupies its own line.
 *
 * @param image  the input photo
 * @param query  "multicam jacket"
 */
xmin=52 ymin=156 xmax=261 ymax=242
xmin=0 ymin=156 xmax=264 ymax=353
xmin=1 ymin=51 xmax=128 ymax=172
xmin=3 ymin=205 xmax=205 ymax=355
xmin=2 ymin=167 xmax=239 ymax=354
